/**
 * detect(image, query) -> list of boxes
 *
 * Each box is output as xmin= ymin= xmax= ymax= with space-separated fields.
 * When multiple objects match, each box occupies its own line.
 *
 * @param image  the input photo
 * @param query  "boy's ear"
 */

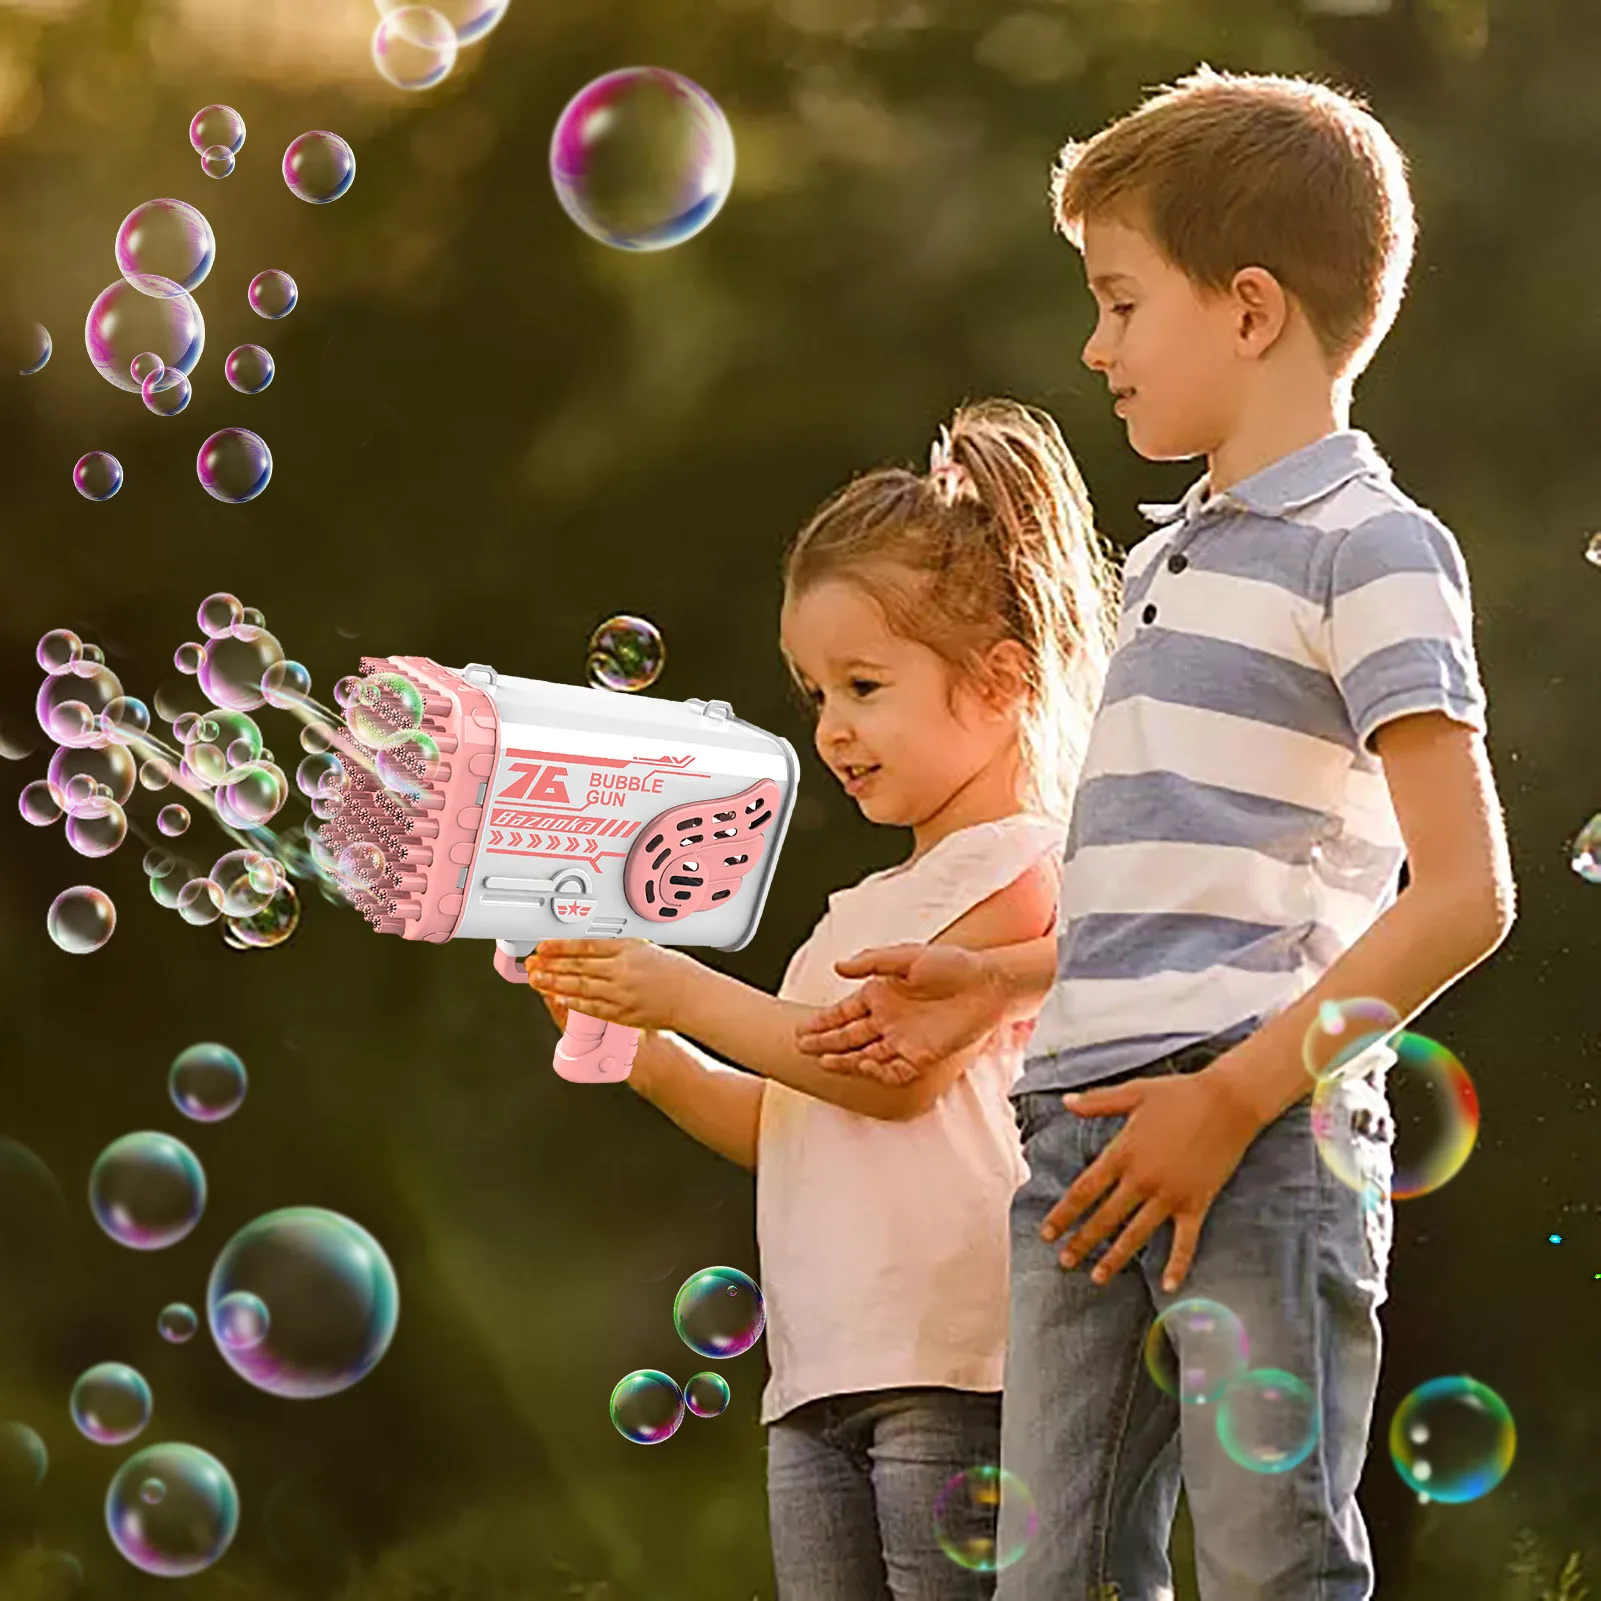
xmin=1231 ymin=265 xmax=1292 ymax=355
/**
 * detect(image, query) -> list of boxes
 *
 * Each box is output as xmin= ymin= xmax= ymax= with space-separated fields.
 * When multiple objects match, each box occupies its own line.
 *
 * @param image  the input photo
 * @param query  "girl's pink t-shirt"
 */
xmin=756 ymin=812 xmax=1065 ymax=1425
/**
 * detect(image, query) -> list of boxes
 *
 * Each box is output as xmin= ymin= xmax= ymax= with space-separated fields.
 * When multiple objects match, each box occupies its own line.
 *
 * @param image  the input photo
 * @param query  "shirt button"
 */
xmin=1141 ymin=602 xmax=1157 ymax=624
xmin=1167 ymin=553 xmax=1188 ymax=573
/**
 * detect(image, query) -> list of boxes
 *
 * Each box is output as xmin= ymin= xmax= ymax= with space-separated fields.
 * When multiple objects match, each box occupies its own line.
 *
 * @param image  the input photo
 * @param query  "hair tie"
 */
xmin=928 ymin=424 xmax=980 ymax=508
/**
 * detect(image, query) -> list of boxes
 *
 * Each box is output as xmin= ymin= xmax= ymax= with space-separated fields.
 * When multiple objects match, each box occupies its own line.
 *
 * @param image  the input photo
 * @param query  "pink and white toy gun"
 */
xmin=317 ymin=658 xmax=798 ymax=1084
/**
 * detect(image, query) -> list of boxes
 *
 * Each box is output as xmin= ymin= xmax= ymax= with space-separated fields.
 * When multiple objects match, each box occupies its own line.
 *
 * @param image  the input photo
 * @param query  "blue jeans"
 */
xmin=768 ymin=1387 xmax=1004 ymax=1601
xmin=996 ymin=1040 xmax=1394 ymax=1601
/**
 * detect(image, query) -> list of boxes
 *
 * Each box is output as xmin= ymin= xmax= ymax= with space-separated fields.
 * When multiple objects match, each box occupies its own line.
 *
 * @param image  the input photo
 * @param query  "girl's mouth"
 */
xmin=840 ymin=763 xmax=880 ymax=796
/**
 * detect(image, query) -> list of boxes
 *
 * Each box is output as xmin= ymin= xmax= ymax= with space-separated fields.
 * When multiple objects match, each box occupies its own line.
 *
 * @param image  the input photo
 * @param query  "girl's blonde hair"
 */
xmin=782 ymin=398 xmax=1121 ymax=822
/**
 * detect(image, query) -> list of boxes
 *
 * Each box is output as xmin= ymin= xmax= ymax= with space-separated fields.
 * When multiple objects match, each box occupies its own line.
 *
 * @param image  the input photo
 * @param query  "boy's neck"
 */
xmin=1205 ymin=385 xmax=1349 ymax=500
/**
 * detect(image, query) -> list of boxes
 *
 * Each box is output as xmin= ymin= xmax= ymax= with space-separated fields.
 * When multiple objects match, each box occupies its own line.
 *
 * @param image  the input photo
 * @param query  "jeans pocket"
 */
xmin=1012 ymin=1090 xmax=1060 ymax=1149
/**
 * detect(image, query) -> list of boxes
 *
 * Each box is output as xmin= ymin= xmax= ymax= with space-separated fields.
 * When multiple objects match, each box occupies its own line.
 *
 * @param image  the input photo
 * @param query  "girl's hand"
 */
xmin=525 ymin=939 xmax=699 ymax=1032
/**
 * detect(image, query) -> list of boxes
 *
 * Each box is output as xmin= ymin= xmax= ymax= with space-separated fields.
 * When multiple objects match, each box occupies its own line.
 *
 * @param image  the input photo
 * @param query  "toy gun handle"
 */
xmin=494 ymin=939 xmax=639 ymax=1083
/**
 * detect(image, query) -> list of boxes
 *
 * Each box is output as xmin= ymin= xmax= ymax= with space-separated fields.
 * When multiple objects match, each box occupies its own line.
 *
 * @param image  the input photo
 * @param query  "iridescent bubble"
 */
xmin=198 ymin=592 xmax=243 ymax=637
xmin=1303 ymin=997 xmax=1401 ymax=1085
xmin=673 ymin=1265 xmax=765 ymax=1359
xmin=197 ymin=428 xmax=273 ymax=504
xmin=177 ymin=879 xmax=224 ymax=925
xmin=115 ymin=199 xmax=215 ymax=297
xmin=200 ymin=145 xmax=235 ymax=179
xmin=140 ymin=1478 xmax=166 ymax=1505
xmin=609 ymin=1370 xmax=684 ymax=1444
xmin=550 ymin=69 xmax=735 ymax=252
xmin=49 ymin=742 xmax=135 ymax=808
xmin=199 ymin=630 xmax=284 ymax=719
xmin=48 ymin=886 xmax=116 ymax=953
xmin=85 ymin=277 xmax=204 ymax=392
xmin=59 ymin=774 xmax=98 ymax=813
xmin=130 ymin=350 xmax=164 ymax=386
xmin=247 ymin=269 xmax=298 ymax=320
xmin=375 ymin=731 xmax=440 ymax=797
xmin=214 ymin=1291 xmax=270 ymax=1351
xmin=73 ymin=451 xmax=123 ymax=502
xmin=226 ymin=882 xmax=301 ymax=950
xmin=240 ymin=605 xmax=265 ymax=627
xmin=1143 ymin=1297 xmax=1251 ymax=1406
xmin=297 ymin=751 xmax=347 ymax=797
xmin=262 ymin=659 xmax=311 ymax=709
xmin=0 ymin=1422 xmax=48 ymax=1493
xmin=1571 ymin=813 xmax=1601 ymax=884
xmin=158 ymin=1303 xmax=198 ymax=1344
xmin=225 ymin=343 xmax=274 ymax=394
xmin=212 ymin=848 xmax=281 ymax=917
xmin=332 ymin=675 xmax=363 ymax=709
xmin=346 ymin=673 xmax=423 ymax=748
xmin=336 ymin=842 xmax=384 ymax=889
xmin=89 ymin=1132 xmax=206 ymax=1250
xmin=106 ymin=1442 xmax=239 ymax=1577
xmin=37 ymin=659 xmax=124 ymax=748
xmin=217 ymin=762 xmax=287 ymax=827
xmin=170 ymin=1043 xmax=248 ymax=1123
xmin=143 ymin=848 xmax=176 ymax=879
xmin=932 ymin=1465 xmax=1038 ymax=1574
xmin=377 ymin=0 xmax=506 ymax=43
xmin=101 ymin=695 xmax=151 ymax=743
xmin=70 ymin=1362 xmax=152 ymax=1446
xmin=19 ymin=781 xmax=63 ymax=826
xmin=587 ymin=614 xmax=665 ymax=692
xmin=283 ymin=130 xmax=356 ymax=204
xmin=80 ymin=643 xmax=106 ymax=665
xmin=684 ymin=1371 xmax=730 ymax=1418
xmin=1390 ymin=1376 xmax=1516 ymax=1503
xmin=183 ymin=742 xmax=228 ymax=788
xmin=37 ymin=629 xmax=83 ymax=674
xmin=371 ymin=6 xmax=459 ymax=91
xmin=157 ymin=804 xmax=190 ymax=836
xmin=139 ymin=757 xmax=175 ymax=792
xmin=66 ymin=798 xmax=128 ymax=858
xmin=170 ymin=644 xmax=202 ymax=680
xmin=207 ymin=1207 xmax=399 ymax=1397
xmin=190 ymin=104 xmax=246 ymax=155
xmin=148 ymin=858 xmax=199 ymax=911
xmin=1216 ymin=1369 xmax=1320 ymax=1474
xmin=141 ymin=365 xmax=191 ymax=417
xmin=18 ymin=320 xmax=51 ymax=375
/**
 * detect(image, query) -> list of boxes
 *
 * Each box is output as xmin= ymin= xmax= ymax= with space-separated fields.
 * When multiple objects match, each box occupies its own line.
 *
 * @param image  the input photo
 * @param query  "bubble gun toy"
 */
xmin=317 ymin=658 xmax=798 ymax=1084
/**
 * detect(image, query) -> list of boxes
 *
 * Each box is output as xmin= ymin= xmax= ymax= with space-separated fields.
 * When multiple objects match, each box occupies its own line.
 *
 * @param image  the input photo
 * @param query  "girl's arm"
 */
xmin=628 ymin=1029 xmax=764 ymax=1172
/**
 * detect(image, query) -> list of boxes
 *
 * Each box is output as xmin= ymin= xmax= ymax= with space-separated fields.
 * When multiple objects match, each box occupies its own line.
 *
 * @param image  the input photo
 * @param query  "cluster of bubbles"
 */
xmin=609 ymin=1266 xmax=764 ymax=1444
xmin=368 ymin=0 xmax=509 ymax=92
xmin=190 ymin=103 xmax=246 ymax=182
xmin=587 ymin=614 xmax=665 ymax=693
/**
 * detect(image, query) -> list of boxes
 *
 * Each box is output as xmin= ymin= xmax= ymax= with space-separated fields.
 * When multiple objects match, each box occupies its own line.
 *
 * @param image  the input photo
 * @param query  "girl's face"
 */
xmin=780 ymin=574 xmax=1021 ymax=833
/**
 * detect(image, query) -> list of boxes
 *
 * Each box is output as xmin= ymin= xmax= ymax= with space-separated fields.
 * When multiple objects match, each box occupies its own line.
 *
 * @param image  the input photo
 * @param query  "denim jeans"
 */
xmin=768 ymin=1387 xmax=1004 ymax=1601
xmin=995 ymin=1038 xmax=1394 ymax=1601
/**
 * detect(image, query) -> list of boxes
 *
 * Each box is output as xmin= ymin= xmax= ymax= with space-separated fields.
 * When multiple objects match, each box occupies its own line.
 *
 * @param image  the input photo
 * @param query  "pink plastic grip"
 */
xmin=553 ymin=1011 xmax=640 ymax=1084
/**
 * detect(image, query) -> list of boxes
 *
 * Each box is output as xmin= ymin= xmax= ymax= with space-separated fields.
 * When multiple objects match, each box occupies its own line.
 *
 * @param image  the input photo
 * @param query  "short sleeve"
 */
xmin=884 ymin=818 xmax=1065 ymax=946
xmin=1326 ymin=508 xmax=1487 ymax=752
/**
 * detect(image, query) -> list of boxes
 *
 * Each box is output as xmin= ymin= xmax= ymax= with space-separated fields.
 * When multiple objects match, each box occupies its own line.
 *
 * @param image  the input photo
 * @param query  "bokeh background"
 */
xmin=1 ymin=0 xmax=1599 ymax=1595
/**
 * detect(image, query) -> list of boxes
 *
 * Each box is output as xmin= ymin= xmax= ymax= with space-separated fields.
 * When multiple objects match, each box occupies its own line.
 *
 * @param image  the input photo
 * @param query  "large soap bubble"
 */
xmin=197 ymin=429 xmax=273 ymax=504
xmin=115 ymin=199 xmax=215 ymax=296
xmin=207 ymin=1207 xmax=399 ymax=1397
xmin=673 ymin=1265 xmax=765 ymax=1358
xmin=371 ymin=6 xmax=459 ymax=91
xmin=48 ymin=886 xmax=116 ymax=953
xmin=189 ymin=104 xmax=245 ymax=155
xmin=550 ymin=68 xmax=735 ymax=251
xmin=1389 ymin=1375 xmax=1515 ymax=1503
xmin=89 ymin=1132 xmax=206 ymax=1250
xmin=106 ymin=1443 xmax=239 ymax=1577
xmin=283 ymin=131 xmax=356 ymax=204
xmin=37 ymin=659 xmax=123 ymax=748
xmin=609 ymin=1370 xmax=684 ymax=1443
xmin=85 ymin=278 xmax=204 ymax=393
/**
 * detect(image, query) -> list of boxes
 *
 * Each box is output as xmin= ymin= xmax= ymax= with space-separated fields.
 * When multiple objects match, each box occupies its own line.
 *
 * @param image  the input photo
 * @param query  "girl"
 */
xmin=527 ymin=398 xmax=1119 ymax=1600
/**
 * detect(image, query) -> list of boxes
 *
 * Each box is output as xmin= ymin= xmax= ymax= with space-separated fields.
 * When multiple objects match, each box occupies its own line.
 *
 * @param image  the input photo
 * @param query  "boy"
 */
xmin=795 ymin=65 xmax=1515 ymax=1599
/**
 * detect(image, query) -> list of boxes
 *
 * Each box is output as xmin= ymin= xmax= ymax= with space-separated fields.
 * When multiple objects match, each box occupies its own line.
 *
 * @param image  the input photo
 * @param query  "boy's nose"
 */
xmin=1081 ymin=331 xmax=1110 ymax=373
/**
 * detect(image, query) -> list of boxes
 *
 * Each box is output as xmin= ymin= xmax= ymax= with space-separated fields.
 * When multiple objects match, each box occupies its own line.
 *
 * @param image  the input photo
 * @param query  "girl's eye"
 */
xmin=849 ymin=679 xmax=880 ymax=697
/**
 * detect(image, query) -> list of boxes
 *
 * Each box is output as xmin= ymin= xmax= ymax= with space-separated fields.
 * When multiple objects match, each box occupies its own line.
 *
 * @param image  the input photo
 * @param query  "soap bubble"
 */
xmin=73 ymin=451 xmax=123 ymax=501
xmin=85 ymin=277 xmax=204 ymax=392
xmin=139 ymin=757 xmax=174 ymax=791
xmin=198 ymin=428 xmax=273 ymax=503
xmin=551 ymin=69 xmax=735 ymax=252
xmin=587 ymin=614 xmax=665 ymax=692
xmin=115 ymin=199 xmax=215 ymax=297
xmin=1586 ymin=533 xmax=1601 ymax=569
xmin=248 ymin=269 xmax=298 ymax=320
xmin=609 ymin=1370 xmax=684 ymax=1443
xmin=170 ymin=1043 xmax=248 ymax=1123
xmin=140 ymin=1478 xmax=166 ymax=1505
xmin=183 ymin=743 xmax=228 ymax=787
xmin=70 ymin=1362 xmax=152 ymax=1446
xmin=66 ymin=798 xmax=127 ymax=858
xmin=347 ymin=672 xmax=424 ymax=747
xmin=37 ymin=660 xmax=124 ymax=747
xmin=199 ymin=592 xmax=244 ymax=637
xmin=1302 ymin=997 xmax=1401 ymax=1085
xmin=375 ymin=0 xmax=507 ymax=43
xmin=157 ymin=804 xmax=190 ymax=836
xmin=297 ymin=751 xmax=348 ymax=797
xmin=376 ymin=731 xmax=440 ymax=797
xmin=211 ymin=848 xmax=281 ymax=917
xmin=226 ymin=343 xmax=274 ymax=394
xmin=189 ymin=104 xmax=246 ymax=155
xmin=37 ymin=629 xmax=82 ymax=673
xmin=130 ymin=350 xmax=163 ymax=385
xmin=207 ymin=1207 xmax=399 ymax=1397
xmin=262 ymin=659 xmax=311 ymax=709
xmin=106 ymin=1442 xmax=239 ymax=1577
xmin=932 ymin=1465 xmax=1038 ymax=1574
xmin=101 ymin=695 xmax=151 ymax=743
xmin=49 ymin=742 xmax=135 ymax=807
xmin=336 ymin=842 xmax=384 ymax=889
xmin=200 ymin=632 xmax=284 ymax=721
xmin=673 ymin=1265 xmax=765 ymax=1359
xmin=200 ymin=145 xmax=235 ymax=179
xmin=20 ymin=781 xmax=63 ymax=826
xmin=174 ymin=643 xmax=204 ymax=675
xmin=225 ymin=882 xmax=301 ymax=950
xmin=48 ymin=886 xmax=116 ymax=953
xmin=158 ymin=1304 xmax=198 ymax=1344
xmin=214 ymin=1291 xmax=270 ymax=1351
xmin=90 ymin=1132 xmax=206 ymax=1250
xmin=18 ymin=320 xmax=51 ymax=374
xmin=147 ymin=856 xmax=199 ymax=911
xmin=1571 ymin=813 xmax=1601 ymax=884
xmin=0 ymin=1422 xmax=48 ymax=1492
xmin=283 ymin=131 xmax=356 ymax=204
xmin=177 ymin=879 xmax=224 ymax=925
xmin=1216 ymin=1369 xmax=1320 ymax=1474
xmin=141 ymin=365 xmax=191 ymax=418
xmin=684 ymin=1371 xmax=730 ymax=1418
xmin=218 ymin=762 xmax=287 ymax=828
xmin=1143 ymin=1298 xmax=1250 ymax=1405
xmin=372 ymin=6 xmax=458 ymax=89
xmin=1389 ymin=1376 xmax=1516 ymax=1503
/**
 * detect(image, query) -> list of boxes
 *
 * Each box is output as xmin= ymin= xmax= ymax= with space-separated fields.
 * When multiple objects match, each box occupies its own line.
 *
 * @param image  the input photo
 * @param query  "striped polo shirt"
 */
xmin=1017 ymin=429 xmax=1488 ymax=1096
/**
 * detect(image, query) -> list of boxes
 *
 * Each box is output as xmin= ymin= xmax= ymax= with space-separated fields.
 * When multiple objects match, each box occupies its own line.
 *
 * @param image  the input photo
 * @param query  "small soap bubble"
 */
xmin=225 ymin=737 xmax=256 ymax=768
xmin=211 ymin=849 xmax=280 ymax=918
xmin=336 ymin=842 xmax=385 ymax=889
xmin=106 ymin=1442 xmax=239 ymax=1577
xmin=551 ymin=69 xmax=736 ymax=252
xmin=190 ymin=104 xmax=246 ymax=155
xmin=1304 ymin=997 xmax=1401 ymax=1085
xmin=932 ymin=1465 xmax=1038 ymax=1574
xmin=198 ymin=593 xmax=244 ymax=637
xmin=376 ymin=731 xmax=440 ymax=797
xmin=1390 ymin=1376 xmax=1515 ymax=1503
xmin=200 ymin=144 xmax=235 ymax=178
xmin=157 ymin=804 xmax=190 ymax=836
xmin=86 ymin=278 xmax=204 ymax=392
xmin=673 ymin=1266 xmax=765 ymax=1359
xmin=248 ymin=270 xmax=298 ymax=320
xmin=59 ymin=773 xmax=98 ymax=812
xmin=1570 ymin=813 xmax=1601 ymax=884
xmin=73 ymin=451 xmax=123 ymax=501
xmin=226 ymin=882 xmax=301 ymax=949
xmin=214 ymin=1291 xmax=270 ymax=1350
xmin=208 ymin=1207 xmax=399 ymax=1396
xmin=610 ymin=1370 xmax=684 ymax=1443
xmin=130 ymin=351 xmax=164 ymax=386
xmin=158 ymin=1303 xmax=198 ymax=1343
xmin=170 ymin=1043 xmax=248 ymax=1123
xmin=587 ymin=614 xmax=665 ymax=692
xmin=332 ymin=675 xmax=363 ymax=709
xmin=0 ymin=1422 xmax=48 ymax=1492
xmin=684 ymin=1371 xmax=730 ymax=1418
xmin=70 ymin=1362 xmax=152 ymax=1446
xmin=297 ymin=752 xmax=348 ymax=797
xmin=197 ymin=428 xmax=273 ymax=504
xmin=225 ymin=343 xmax=275 ymax=394
xmin=347 ymin=673 xmax=423 ymax=748
xmin=1143 ymin=1298 xmax=1250 ymax=1405
xmin=101 ymin=695 xmax=151 ymax=743
xmin=66 ymin=798 xmax=128 ymax=858
xmin=48 ymin=886 xmax=116 ymax=953
xmin=116 ymin=200 xmax=215 ymax=297
xmin=173 ymin=643 xmax=203 ymax=678
xmin=18 ymin=320 xmax=51 ymax=375
xmin=217 ymin=762 xmax=287 ymax=828
xmin=1216 ymin=1369 xmax=1320 ymax=1474
xmin=49 ymin=743 xmax=135 ymax=808
xmin=372 ymin=6 xmax=459 ymax=90
xmin=90 ymin=1132 xmax=206 ymax=1250
xmin=20 ymin=781 xmax=63 ymax=826
xmin=173 ymin=711 xmax=204 ymax=743
xmin=177 ymin=879 xmax=224 ymax=925
xmin=283 ymin=131 xmax=356 ymax=204
xmin=183 ymin=742 xmax=228 ymax=788
xmin=37 ymin=629 xmax=83 ymax=674
xmin=139 ymin=757 xmax=175 ymax=792
xmin=141 ymin=366 xmax=191 ymax=418
xmin=140 ymin=1477 xmax=166 ymax=1505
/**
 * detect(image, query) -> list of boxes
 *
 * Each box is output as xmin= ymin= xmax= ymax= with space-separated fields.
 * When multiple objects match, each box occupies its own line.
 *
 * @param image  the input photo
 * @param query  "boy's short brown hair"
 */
xmin=1052 ymin=64 xmax=1416 ymax=385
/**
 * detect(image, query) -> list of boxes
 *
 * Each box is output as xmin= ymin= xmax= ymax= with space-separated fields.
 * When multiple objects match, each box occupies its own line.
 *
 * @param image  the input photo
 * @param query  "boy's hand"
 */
xmin=525 ymin=939 xmax=698 ymax=1032
xmin=794 ymin=943 xmax=1009 ymax=1084
xmin=1040 ymin=1062 xmax=1263 ymax=1293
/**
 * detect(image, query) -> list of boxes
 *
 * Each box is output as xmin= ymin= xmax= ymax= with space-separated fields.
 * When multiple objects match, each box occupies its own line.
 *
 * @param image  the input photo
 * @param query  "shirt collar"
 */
xmin=1137 ymin=429 xmax=1391 ymax=527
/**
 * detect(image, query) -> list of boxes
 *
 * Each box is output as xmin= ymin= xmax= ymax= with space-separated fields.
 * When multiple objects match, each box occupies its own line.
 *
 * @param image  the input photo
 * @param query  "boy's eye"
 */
xmin=1111 ymin=303 xmax=1134 ymax=317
